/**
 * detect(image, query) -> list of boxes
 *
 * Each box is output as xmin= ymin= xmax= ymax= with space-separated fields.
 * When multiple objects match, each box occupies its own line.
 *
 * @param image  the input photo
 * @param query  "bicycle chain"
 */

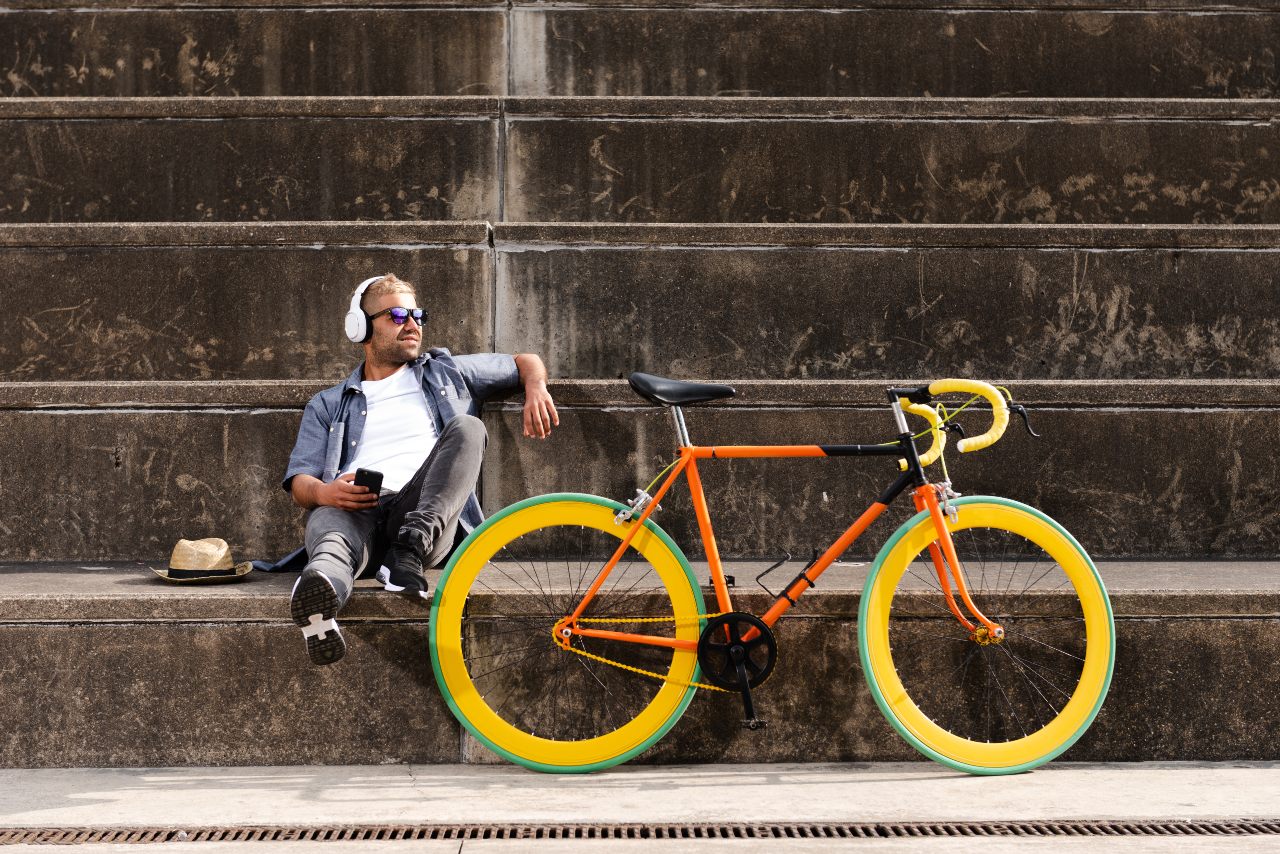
xmin=563 ymin=613 xmax=732 ymax=693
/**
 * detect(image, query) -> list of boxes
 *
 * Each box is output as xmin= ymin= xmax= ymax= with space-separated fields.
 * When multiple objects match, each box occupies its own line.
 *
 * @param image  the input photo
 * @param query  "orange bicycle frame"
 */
xmin=563 ymin=408 xmax=1004 ymax=651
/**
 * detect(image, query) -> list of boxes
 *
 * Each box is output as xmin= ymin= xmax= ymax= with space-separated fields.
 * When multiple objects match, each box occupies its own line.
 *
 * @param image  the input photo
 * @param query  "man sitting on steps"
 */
xmin=281 ymin=273 xmax=558 ymax=666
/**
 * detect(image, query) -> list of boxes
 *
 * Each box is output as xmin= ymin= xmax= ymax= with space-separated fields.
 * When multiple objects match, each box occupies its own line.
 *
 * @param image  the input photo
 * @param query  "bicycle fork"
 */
xmin=913 ymin=485 xmax=1005 ymax=643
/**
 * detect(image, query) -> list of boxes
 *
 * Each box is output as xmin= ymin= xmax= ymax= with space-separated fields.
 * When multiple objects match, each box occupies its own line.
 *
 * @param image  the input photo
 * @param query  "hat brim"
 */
xmin=151 ymin=561 xmax=254 ymax=584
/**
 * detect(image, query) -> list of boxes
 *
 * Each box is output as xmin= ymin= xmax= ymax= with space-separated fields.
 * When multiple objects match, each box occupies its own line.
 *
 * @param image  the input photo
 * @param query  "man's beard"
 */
xmin=371 ymin=334 xmax=421 ymax=365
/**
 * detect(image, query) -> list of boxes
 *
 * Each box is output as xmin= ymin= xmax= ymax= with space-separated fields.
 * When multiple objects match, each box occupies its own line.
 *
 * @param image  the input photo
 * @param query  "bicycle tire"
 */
xmin=859 ymin=496 xmax=1114 ymax=775
xmin=430 ymin=493 xmax=706 ymax=773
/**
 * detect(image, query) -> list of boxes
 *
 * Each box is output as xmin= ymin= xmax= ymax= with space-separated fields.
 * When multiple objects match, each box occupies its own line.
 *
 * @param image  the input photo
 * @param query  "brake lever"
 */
xmin=1010 ymin=404 xmax=1041 ymax=438
xmin=943 ymin=422 xmax=966 ymax=439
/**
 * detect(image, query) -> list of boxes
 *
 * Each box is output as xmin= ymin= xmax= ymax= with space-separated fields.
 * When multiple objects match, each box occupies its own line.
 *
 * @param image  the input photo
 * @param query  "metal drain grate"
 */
xmin=2 ymin=820 xmax=1279 ymax=845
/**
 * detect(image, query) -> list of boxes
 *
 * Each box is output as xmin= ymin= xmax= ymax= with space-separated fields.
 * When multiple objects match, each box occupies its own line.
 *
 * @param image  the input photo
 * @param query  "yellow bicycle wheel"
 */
xmin=859 ymin=496 xmax=1114 ymax=774
xmin=430 ymin=493 xmax=706 ymax=773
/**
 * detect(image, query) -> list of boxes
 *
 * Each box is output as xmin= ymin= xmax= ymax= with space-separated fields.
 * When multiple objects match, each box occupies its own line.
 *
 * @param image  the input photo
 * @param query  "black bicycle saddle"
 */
xmin=628 ymin=372 xmax=736 ymax=407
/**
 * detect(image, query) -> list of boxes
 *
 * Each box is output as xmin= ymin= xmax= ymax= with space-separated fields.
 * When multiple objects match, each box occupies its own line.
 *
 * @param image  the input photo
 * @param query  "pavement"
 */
xmin=1 ymin=762 xmax=1278 ymax=852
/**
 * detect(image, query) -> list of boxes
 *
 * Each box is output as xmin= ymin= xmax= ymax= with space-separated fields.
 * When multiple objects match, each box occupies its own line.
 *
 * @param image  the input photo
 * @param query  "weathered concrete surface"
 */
xmin=0 ymin=110 xmax=497 ymax=222
xmin=0 ymin=221 xmax=490 ymax=246
xmin=1 ymin=10 xmax=504 ymax=97
xmin=0 ymin=97 xmax=499 ymax=118
xmin=504 ymin=109 xmax=1280 ymax=223
xmin=0 ymin=239 xmax=492 ymax=380
xmin=6 ymin=560 xmax=1277 ymax=621
xmin=508 ymin=99 xmax=1280 ymax=119
xmin=4 ymin=384 xmax=1280 ymax=560
xmin=497 ymin=243 xmax=1280 ymax=379
xmin=513 ymin=9 xmax=1280 ymax=98
xmin=7 ymin=0 xmax=498 ymax=7
xmin=5 ymin=378 xmax=1280 ymax=412
xmin=7 ymin=222 xmax=1280 ymax=382
xmin=639 ymin=615 xmax=1280 ymax=765
xmin=0 ymin=410 xmax=305 ymax=562
xmin=0 ymin=614 xmax=458 ymax=766
xmin=1 ymin=566 xmax=1278 ymax=766
xmin=8 ymin=99 xmax=1280 ymax=224
xmin=483 ymin=403 xmax=1280 ymax=559
xmin=495 ymin=222 xmax=1280 ymax=248
xmin=511 ymin=0 xmax=1273 ymax=8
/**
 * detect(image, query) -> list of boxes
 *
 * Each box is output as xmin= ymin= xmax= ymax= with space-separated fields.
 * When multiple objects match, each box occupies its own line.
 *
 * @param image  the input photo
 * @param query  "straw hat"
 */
xmin=153 ymin=538 xmax=253 ymax=584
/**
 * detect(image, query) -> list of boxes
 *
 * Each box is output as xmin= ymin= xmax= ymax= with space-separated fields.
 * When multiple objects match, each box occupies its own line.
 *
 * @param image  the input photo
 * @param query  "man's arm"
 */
xmin=282 ymin=395 xmax=378 ymax=511
xmin=290 ymin=473 xmax=379 ymax=511
xmin=514 ymin=353 xmax=559 ymax=439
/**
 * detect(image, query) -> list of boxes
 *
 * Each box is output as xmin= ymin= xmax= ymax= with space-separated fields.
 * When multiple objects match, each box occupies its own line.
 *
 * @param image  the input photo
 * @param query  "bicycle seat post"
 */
xmin=671 ymin=405 xmax=691 ymax=449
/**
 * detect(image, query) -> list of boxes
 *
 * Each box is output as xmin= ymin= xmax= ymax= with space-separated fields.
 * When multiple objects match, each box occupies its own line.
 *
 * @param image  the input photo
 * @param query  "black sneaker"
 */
xmin=375 ymin=544 xmax=429 ymax=601
xmin=290 ymin=568 xmax=346 ymax=665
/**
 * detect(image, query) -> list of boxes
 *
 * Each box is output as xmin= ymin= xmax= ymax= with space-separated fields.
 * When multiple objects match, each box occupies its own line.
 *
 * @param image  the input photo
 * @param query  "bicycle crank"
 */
xmin=697 ymin=612 xmax=778 ymax=729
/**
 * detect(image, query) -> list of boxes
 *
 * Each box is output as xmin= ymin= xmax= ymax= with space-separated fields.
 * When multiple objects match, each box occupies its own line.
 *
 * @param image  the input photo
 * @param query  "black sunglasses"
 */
xmin=369 ymin=306 xmax=427 ymax=326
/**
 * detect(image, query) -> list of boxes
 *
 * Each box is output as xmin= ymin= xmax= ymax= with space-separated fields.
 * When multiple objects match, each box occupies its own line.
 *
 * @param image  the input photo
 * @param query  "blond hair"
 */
xmin=360 ymin=273 xmax=416 ymax=312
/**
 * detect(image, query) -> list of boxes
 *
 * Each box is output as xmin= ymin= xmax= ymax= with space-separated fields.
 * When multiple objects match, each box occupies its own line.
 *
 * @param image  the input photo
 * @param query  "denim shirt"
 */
xmin=282 ymin=348 xmax=519 ymax=533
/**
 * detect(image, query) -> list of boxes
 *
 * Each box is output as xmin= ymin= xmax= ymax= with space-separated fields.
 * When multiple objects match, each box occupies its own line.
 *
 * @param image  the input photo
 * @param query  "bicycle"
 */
xmin=430 ymin=374 xmax=1115 ymax=775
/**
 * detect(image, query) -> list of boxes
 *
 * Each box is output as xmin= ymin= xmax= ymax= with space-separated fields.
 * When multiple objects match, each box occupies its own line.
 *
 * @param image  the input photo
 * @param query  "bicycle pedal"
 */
xmin=742 ymin=719 xmax=768 ymax=731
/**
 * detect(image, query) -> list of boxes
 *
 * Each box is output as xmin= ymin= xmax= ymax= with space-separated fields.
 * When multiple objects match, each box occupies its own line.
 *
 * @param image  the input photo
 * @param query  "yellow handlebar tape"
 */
xmin=897 ymin=401 xmax=945 ymax=471
xmin=928 ymin=378 xmax=1009 ymax=452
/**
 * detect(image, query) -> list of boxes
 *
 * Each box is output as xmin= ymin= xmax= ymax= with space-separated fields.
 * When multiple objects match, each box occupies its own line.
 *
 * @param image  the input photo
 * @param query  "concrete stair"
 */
xmin=0 ymin=223 xmax=493 ymax=380
xmin=512 ymin=5 xmax=1280 ymax=98
xmin=2 ymin=376 xmax=1276 ymax=561
xmin=2 ymin=0 xmax=1277 ymax=766
xmin=7 ymin=3 xmax=1280 ymax=98
xmin=1 ymin=562 xmax=1275 ymax=767
xmin=2 ymin=5 xmax=505 ymax=97
xmin=1 ymin=99 xmax=499 ymax=222
xmin=7 ymin=97 xmax=1280 ymax=223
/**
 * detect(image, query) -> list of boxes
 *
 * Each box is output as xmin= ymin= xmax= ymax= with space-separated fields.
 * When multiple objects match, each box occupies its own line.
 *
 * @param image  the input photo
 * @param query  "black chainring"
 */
xmin=696 ymin=612 xmax=778 ymax=690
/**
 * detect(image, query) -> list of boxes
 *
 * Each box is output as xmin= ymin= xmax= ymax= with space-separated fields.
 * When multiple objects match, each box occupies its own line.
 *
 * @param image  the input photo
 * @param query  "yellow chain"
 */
xmin=577 ymin=612 xmax=726 ymax=627
xmin=562 ymin=612 xmax=732 ymax=692
xmin=560 ymin=642 xmax=731 ymax=693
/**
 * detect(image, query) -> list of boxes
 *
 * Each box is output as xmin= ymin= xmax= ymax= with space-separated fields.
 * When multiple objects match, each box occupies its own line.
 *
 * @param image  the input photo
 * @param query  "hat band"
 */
xmin=167 ymin=567 xmax=238 ymax=579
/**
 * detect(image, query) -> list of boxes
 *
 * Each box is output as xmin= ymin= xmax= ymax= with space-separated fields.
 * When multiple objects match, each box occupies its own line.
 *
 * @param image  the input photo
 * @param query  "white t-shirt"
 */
xmin=342 ymin=364 xmax=438 ymax=493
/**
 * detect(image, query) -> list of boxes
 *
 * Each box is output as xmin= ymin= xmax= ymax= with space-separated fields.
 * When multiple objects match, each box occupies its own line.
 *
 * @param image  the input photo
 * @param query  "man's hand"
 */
xmin=514 ymin=353 xmax=560 ymax=439
xmin=317 ymin=473 xmax=380 ymax=510
xmin=523 ymin=381 xmax=559 ymax=439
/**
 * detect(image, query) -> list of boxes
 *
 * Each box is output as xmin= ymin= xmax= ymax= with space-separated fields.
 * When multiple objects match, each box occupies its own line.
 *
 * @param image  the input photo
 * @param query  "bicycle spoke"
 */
xmin=882 ymin=521 xmax=1094 ymax=750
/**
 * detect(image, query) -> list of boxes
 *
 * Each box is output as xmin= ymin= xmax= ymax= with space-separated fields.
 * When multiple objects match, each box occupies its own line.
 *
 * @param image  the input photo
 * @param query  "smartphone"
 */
xmin=354 ymin=468 xmax=384 ymax=495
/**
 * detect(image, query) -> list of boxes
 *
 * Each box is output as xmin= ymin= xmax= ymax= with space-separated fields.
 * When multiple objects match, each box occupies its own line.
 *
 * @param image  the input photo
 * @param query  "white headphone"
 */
xmin=344 ymin=276 xmax=385 ymax=343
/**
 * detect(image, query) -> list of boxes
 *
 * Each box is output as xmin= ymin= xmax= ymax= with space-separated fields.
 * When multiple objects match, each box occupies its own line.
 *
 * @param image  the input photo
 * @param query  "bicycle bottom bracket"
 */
xmin=696 ymin=612 xmax=778 ymax=690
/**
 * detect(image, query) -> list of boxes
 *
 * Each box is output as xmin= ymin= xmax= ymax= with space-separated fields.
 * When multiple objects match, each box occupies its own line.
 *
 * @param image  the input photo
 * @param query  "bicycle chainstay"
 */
xmin=563 ymin=613 xmax=732 ymax=693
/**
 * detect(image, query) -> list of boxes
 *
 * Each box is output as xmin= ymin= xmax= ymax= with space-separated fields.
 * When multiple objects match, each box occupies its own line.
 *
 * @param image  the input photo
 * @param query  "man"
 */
xmin=282 ymin=273 xmax=558 ymax=666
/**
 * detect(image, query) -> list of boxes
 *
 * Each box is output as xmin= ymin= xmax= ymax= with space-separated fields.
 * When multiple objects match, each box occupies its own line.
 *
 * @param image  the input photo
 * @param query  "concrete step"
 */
xmin=495 ymin=223 xmax=1280 ymax=380
xmin=1 ymin=7 xmax=504 ymax=97
xmin=0 ymin=561 xmax=1274 ymax=767
xmin=0 ymin=223 xmax=494 ymax=381
xmin=513 ymin=6 xmax=1280 ymax=98
xmin=0 ymin=98 xmax=499 ymax=222
xmin=2 ymin=380 xmax=1276 ymax=561
xmin=8 ymin=98 xmax=1280 ymax=224
xmin=502 ymin=97 xmax=1280 ymax=223
xmin=8 ymin=3 xmax=1274 ymax=100
xmin=6 ymin=222 xmax=1280 ymax=382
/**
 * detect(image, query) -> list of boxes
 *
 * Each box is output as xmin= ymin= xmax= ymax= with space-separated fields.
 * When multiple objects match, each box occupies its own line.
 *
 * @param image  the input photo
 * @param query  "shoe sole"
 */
xmin=290 ymin=572 xmax=346 ymax=665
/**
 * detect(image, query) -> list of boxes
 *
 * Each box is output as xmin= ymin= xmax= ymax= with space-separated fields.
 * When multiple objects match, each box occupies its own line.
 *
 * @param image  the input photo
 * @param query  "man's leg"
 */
xmin=378 ymin=414 xmax=487 ymax=597
xmin=290 ymin=504 xmax=377 ymax=665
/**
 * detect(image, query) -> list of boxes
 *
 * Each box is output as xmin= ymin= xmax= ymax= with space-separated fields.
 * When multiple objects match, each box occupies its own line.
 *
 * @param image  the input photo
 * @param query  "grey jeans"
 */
xmin=302 ymin=414 xmax=487 ymax=604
